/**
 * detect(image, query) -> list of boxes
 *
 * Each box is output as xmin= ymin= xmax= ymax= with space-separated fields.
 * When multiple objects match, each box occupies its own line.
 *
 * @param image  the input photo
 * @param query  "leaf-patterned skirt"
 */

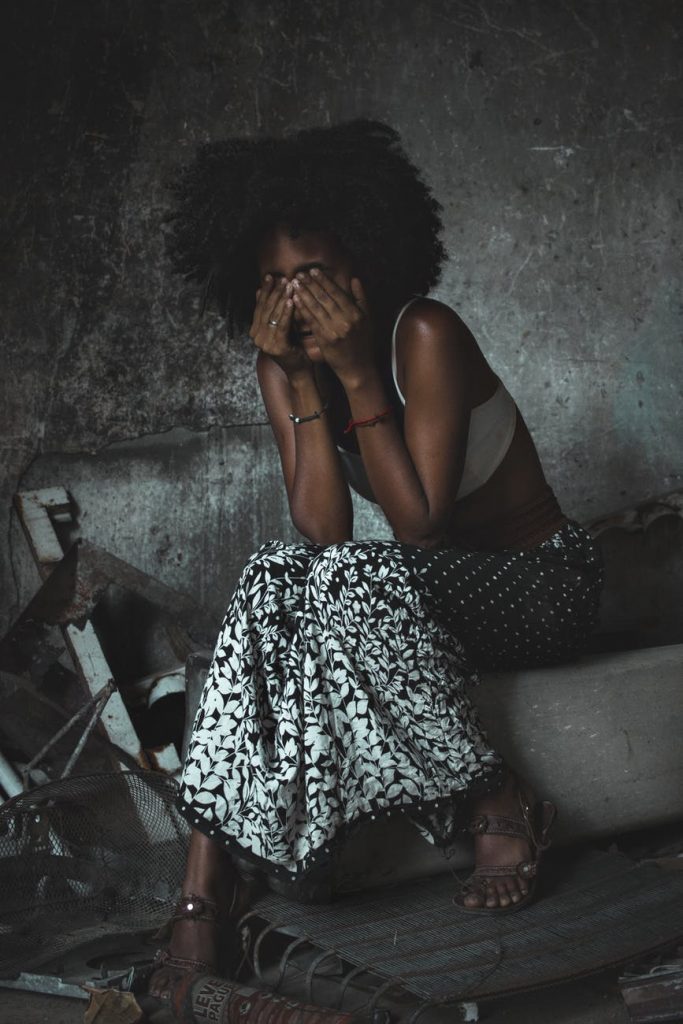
xmin=178 ymin=524 xmax=602 ymax=879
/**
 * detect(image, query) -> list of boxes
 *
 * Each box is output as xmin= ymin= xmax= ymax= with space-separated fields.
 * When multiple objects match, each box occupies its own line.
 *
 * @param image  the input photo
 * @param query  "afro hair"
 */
xmin=165 ymin=119 xmax=448 ymax=336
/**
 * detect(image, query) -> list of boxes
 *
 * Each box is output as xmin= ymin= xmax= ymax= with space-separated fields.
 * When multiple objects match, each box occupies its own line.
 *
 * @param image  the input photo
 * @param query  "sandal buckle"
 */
xmin=517 ymin=861 xmax=537 ymax=880
xmin=468 ymin=815 xmax=488 ymax=835
xmin=172 ymin=893 xmax=219 ymax=924
xmin=180 ymin=897 xmax=204 ymax=919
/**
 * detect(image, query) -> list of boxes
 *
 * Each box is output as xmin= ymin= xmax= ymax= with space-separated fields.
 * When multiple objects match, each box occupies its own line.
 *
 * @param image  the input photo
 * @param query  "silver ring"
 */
xmin=268 ymin=319 xmax=279 ymax=326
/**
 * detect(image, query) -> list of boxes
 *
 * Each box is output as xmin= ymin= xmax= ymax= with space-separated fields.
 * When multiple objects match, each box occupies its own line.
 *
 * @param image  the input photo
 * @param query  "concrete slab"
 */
xmin=335 ymin=644 xmax=683 ymax=891
xmin=479 ymin=643 xmax=683 ymax=839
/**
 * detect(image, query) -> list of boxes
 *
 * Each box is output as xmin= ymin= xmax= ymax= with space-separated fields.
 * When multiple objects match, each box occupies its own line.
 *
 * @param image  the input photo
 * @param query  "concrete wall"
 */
xmin=2 ymin=0 xmax=682 ymax=633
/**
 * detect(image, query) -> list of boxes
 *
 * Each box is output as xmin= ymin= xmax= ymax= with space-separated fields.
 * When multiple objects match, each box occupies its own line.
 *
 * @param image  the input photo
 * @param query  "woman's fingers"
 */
xmin=260 ymin=286 xmax=291 ymax=339
xmin=252 ymin=276 xmax=275 ymax=332
xmin=349 ymin=276 xmax=368 ymax=313
xmin=264 ymin=279 xmax=289 ymax=327
xmin=298 ymin=270 xmax=344 ymax=316
xmin=249 ymin=279 xmax=293 ymax=352
xmin=292 ymin=277 xmax=331 ymax=329
xmin=271 ymin=290 xmax=293 ymax=335
xmin=309 ymin=268 xmax=367 ymax=315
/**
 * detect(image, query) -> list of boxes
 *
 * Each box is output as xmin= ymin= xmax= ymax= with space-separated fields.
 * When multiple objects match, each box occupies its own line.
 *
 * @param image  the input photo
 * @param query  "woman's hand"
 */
xmin=249 ymin=277 xmax=312 ymax=379
xmin=291 ymin=270 xmax=375 ymax=387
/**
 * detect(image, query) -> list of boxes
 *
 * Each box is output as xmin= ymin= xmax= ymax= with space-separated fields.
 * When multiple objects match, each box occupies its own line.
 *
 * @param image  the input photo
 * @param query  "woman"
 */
xmin=151 ymin=119 xmax=603 ymax=990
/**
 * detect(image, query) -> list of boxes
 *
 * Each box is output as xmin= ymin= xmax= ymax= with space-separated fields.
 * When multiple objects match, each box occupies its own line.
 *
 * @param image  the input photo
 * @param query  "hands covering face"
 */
xmin=250 ymin=269 xmax=375 ymax=384
xmin=289 ymin=269 xmax=373 ymax=380
xmin=249 ymin=277 xmax=306 ymax=378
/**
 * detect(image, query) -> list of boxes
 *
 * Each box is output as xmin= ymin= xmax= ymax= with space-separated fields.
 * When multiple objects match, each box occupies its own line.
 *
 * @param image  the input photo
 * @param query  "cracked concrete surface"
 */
xmin=2 ymin=0 xmax=682 ymax=634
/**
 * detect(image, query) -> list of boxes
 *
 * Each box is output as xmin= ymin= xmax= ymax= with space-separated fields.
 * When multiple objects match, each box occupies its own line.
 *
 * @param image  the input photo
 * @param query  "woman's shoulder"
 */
xmin=394 ymin=296 xmax=479 ymax=364
xmin=393 ymin=297 xmax=497 ymax=401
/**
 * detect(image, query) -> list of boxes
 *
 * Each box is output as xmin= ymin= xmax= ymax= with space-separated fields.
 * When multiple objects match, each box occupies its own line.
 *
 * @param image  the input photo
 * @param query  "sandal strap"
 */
xmin=468 ymin=800 xmax=557 ymax=855
xmin=472 ymin=860 xmax=538 ymax=880
xmin=153 ymin=876 xmax=249 ymax=943
xmin=171 ymin=893 xmax=221 ymax=926
xmin=154 ymin=948 xmax=214 ymax=974
xmin=468 ymin=813 xmax=529 ymax=840
xmin=536 ymin=801 xmax=557 ymax=850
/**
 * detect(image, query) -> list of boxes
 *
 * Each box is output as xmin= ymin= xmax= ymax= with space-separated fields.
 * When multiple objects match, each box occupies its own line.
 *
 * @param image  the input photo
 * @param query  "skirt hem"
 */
xmin=177 ymin=760 xmax=506 ymax=883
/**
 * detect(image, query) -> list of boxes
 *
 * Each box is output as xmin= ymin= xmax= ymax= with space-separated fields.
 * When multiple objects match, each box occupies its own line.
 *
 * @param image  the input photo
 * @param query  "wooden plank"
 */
xmin=14 ymin=489 xmax=68 ymax=570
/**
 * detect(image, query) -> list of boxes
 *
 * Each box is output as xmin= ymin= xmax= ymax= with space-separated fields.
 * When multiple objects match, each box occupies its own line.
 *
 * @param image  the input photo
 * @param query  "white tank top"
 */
xmin=337 ymin=297 xmax=517 ymax=504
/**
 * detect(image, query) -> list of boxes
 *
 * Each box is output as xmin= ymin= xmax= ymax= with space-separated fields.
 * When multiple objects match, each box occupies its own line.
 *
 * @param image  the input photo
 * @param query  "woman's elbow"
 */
xmin=291 ymin=510 xmax=352 ymax=546
xmin=392 ymin=523 xmax=448 ymax=549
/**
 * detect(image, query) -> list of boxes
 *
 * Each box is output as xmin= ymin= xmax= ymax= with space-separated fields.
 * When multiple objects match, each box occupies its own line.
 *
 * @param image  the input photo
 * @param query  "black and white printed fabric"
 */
xmin=402 ymin=520 xmax=603 ymax=671
xmin=178 ymin=522 xmax=603 ymax=879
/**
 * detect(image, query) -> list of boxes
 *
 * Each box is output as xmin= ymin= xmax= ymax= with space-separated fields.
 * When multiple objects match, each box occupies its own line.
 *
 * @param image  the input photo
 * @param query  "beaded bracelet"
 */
xmin=288 ymin=400 xmax=329 ymax=425
xmin=343 ymin=406 xmax=393 ymax=434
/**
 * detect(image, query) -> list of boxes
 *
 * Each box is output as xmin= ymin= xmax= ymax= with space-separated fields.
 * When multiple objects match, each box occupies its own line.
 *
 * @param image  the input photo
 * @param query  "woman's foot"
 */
xmin=147 ymin=831 xmax=247 ymax=1001
xmin=459 ymin=773 xmax=556 ymax=911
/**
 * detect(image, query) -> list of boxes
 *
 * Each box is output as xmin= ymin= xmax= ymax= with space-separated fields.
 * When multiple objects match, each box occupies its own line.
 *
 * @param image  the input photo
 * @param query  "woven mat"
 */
xmin=250 ymin=850 xmax=683 ymax=1000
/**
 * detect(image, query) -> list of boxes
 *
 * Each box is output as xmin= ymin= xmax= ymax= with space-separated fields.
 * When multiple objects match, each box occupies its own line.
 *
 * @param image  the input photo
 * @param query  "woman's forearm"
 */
xmin=288 ymin=371 xmax=353 ymax=544
xmin=343 ymin=371 xmax=446 ymax=547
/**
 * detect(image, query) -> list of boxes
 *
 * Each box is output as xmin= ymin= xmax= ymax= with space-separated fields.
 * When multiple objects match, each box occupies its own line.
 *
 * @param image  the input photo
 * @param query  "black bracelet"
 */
xmin=288 ymin=400 xmax=329 ymax=425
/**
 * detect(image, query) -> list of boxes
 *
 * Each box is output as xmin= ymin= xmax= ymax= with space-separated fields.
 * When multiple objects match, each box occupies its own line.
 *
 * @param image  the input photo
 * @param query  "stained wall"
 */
xmin=2 ymin=0 xmax=681 ymax=633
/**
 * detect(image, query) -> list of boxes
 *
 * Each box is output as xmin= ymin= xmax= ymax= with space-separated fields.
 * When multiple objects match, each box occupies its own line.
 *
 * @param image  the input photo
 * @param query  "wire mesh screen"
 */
xmin=0 ymin=771 xmax=190 ymax=977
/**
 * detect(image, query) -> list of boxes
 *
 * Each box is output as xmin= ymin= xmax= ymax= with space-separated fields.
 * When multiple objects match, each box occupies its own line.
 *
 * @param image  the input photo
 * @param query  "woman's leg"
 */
xmin=166 ymin=828 xmax=238 ymax=965
xmin=148 ymin=829 xmax=249 ymax=998
xmin=401 ymin=530 xmax=602 ymax=910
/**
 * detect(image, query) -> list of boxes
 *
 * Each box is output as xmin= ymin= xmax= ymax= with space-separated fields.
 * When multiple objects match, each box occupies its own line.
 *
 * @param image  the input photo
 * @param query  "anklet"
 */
xmin=171 ymin=893 xmax=221 ymax=925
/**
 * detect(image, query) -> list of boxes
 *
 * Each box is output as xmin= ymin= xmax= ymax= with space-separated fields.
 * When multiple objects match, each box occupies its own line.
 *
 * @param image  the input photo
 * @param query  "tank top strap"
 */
xmin=390 ymin=296 xmax=422 ymax=405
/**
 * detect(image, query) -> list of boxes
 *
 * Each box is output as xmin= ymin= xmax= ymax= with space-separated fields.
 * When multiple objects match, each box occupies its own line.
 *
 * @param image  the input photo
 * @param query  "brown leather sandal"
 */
xmin=455 ymin=786 xmax=557 ymax=914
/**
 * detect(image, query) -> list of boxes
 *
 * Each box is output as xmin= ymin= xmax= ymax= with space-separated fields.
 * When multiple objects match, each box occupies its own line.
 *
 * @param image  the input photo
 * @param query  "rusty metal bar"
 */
xmin=253 ymin=920 xmax=290 ymax=982
xmin=60 ymin=682 xmax=114 ymax=778
xmin=19 ymin=681 xmax=114 ymax=787
xmin=336 ymin=965 xmax=371 ymax=1010
xmin=272 ymin=936 xmax=312 ymax=993
xmin=365 ymin=978 xmax=401 ymax=1017
xmin=305 ymin=950 xmax=344 ymax=1005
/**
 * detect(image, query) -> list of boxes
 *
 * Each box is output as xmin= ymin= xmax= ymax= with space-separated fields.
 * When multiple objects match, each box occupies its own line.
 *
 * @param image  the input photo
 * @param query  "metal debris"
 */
xmin=619 ymin=952 xmax=683 ymax=1022
xmin=588 ymin=489 xmax=683 ymax=537
xmin=19 ymin=681 xmax=115 ymax=787
xmin=169 ymin=971 xmax=380 ymax=1023
xmin=1 ymin=486 xmax=203 ymax=784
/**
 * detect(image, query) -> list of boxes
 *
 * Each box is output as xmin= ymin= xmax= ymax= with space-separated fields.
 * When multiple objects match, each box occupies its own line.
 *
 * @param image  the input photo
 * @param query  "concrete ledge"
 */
xmin=334 ymin=644 xmax=683 ymax=891
xmin=478 ymin=643 xmax=683 ymax=839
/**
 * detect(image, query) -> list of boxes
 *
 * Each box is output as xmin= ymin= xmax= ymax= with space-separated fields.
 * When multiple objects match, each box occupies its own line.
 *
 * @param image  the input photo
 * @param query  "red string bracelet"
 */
xmin=343 ymin=406 xmax=393 ymax=434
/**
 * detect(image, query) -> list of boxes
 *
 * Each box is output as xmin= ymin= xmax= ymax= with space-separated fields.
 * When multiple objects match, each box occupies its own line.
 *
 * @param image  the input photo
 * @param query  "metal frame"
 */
xmin=8 ymin=486 xmax=190 ymax=777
